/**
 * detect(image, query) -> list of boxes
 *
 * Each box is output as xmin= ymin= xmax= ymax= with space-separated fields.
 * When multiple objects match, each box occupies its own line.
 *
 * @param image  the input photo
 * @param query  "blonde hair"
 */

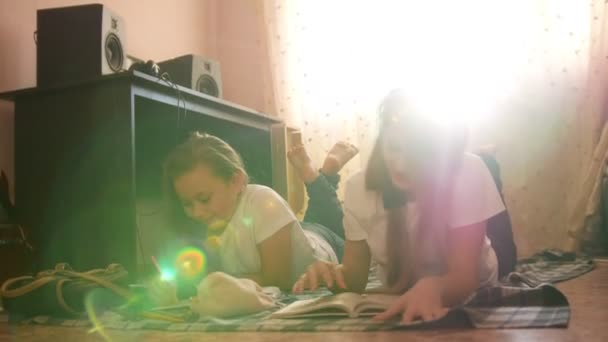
xmin=163 ymin=132 xmax=248 ymax=229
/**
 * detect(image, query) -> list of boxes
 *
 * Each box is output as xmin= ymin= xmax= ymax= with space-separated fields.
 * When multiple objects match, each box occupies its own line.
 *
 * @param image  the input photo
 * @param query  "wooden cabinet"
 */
xmin=0 ymin=71 xmax=288 ymax=278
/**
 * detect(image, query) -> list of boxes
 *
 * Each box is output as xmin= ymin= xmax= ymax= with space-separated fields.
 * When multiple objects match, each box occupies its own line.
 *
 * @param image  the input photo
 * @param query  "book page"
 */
xmin=271 ymin=293 xmax=364 ymax=318
xmin=354 ymin=294 xmax=400 ymax=317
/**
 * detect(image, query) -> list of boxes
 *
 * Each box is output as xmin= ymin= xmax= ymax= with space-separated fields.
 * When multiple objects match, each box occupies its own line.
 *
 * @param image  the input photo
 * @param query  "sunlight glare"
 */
xmin=289 ymin=0 xmax=589 ymax=126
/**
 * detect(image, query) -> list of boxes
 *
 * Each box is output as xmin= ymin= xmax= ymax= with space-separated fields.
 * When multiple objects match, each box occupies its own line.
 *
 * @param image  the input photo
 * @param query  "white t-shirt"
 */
xmin=344 ymin=153 xmax=505 ymax=288
xmin=217 ymin=185 xmax=338 ymax=284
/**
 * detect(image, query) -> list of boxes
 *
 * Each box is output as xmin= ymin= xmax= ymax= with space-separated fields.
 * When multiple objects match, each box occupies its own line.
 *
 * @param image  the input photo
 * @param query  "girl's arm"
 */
xmin=239 ymin=186 xmax=299 ymax=290
xmin=238 ymin=222 xmax=293 ymax=289
xmin=256 ymin=222 xmax=294 ymax=290
xmin=255 ymin=223 xmax=374 ymax=292
xmin=375 ymin=220 xmax=487 ymax=323
xmin=292 ymin=239 xmax=371 ymax=294
xmin=434 ymin=220 xmax=486 ymax=305
xmin=340 ymin=240 xmax=372 ymax=293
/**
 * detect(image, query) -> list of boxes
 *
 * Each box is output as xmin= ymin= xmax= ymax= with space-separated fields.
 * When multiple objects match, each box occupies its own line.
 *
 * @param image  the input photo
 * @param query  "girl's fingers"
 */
xmin=374 ymin=299 xmax=405 ymax=321
xmin=436 ymin=307 xmax=449 ymax=319
xmin=307 ymin=266 xmax=319 ymax=291
xmin=317 ymin=263 xmax=334 ymax=289
xmin=334 ymin=266 xmax=347 ymax=289
xmin=421 ymin=308 xmax=434 ymax=322
xmin=423 ymin=307 xmax=448 ymax=322
xmin=292 ymin=274 xmax=305 ymax=293
xmin=293 ymin=262 xmax=346 ymax=293
xmin=401 ymin=304 xmax=417 ymax=324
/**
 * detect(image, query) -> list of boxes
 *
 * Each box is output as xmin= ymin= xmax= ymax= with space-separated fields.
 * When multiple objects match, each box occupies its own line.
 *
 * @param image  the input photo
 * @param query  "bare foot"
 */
xmin=288 ymin=144 xmax=319 ymax=184
xmin=322 ymin=142 xmax=359 ymax=176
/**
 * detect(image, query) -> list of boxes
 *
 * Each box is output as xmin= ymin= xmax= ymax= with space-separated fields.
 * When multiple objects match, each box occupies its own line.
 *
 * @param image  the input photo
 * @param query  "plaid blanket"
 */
xmin=507 ymin=249 xmax=595 ymax=287
xmin=14 ymin=249 xmax=591 ymax=332
xmin=18 ymin=283 xmax=569 ymax=332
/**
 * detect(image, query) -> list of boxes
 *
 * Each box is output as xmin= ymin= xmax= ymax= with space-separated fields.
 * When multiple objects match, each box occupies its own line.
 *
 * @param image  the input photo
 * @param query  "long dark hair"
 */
xmin=366 ymin=90 xmax=467 ymax=292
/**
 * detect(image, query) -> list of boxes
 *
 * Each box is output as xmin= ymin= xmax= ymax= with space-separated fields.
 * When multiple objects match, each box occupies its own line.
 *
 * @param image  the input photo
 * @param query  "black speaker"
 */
xmin=158 ymin=55 xmax=223 ymax=98
xmin=36 ymin=4 xmax=126 ymax=87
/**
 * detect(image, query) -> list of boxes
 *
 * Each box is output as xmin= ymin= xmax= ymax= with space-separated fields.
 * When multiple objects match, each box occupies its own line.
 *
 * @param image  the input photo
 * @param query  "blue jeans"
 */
xmin=302 ymin=172 xmax=345 ymax=262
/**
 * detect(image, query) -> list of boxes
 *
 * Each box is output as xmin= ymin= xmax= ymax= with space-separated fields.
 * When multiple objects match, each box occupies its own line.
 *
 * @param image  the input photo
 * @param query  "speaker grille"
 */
xmin=196 ymin=75 xmax=219 ymax=97
xmin=104 ymin=33 xmax=123 ymax=72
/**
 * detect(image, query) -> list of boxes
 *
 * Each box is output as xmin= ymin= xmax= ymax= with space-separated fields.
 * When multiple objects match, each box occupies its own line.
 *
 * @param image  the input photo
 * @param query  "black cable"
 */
xmin=169 ymin=74 xmax=187 ymax=127
xmin=161 ymin=72 xmax=183 ymax=132
xmin=156 ymin=72 xmax=187 ymax=144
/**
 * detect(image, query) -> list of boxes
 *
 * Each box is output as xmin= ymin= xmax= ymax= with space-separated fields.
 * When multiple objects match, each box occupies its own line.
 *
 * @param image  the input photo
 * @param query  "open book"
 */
xmin=271 ymin=293 xmax=399 ymax=319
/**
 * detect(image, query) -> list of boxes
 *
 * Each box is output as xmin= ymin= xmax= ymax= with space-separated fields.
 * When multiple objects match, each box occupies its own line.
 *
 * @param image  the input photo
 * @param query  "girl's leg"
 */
xmin=304 ymin=173 xmax=344 ymax=238
xmin=288 ymin=142 xmax=358 ymax=239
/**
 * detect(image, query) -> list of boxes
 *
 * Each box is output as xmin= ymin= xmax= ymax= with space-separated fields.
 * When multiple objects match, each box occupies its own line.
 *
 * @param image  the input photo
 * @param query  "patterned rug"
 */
xmin=507 ymin=249 xmax=595 ymax=287
xmin=11 ymin=249 xmax=594 ymax=332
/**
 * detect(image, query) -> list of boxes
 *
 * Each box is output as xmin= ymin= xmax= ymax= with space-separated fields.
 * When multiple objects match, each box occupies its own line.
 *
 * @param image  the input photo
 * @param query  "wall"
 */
xmin=0 ymin=0 xmax=270 ymax=201
xmin=208 ymin=0 xmax=274 ymax=115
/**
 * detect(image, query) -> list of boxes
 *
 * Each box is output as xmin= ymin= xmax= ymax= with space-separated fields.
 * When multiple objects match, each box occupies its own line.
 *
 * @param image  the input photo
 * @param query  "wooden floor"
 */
xmin=2 ymin=261 xmax=607 ymax=342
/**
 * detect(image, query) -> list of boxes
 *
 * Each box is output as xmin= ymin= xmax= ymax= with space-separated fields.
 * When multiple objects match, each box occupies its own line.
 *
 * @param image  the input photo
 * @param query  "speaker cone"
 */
xmin=104 ymin=33 xmax=123 ymax=72
xmin=196 ymin=75 xmax=219 ymax=97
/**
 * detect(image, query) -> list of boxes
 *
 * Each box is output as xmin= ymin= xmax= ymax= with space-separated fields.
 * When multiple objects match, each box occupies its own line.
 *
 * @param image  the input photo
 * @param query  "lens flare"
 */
xmin=175 ymin=246 xmax=207 ymax=278
xmin=160 ymin=268 xmax=176 ymax=282
xmin=84 ymin=289 xmax=113 ymax=342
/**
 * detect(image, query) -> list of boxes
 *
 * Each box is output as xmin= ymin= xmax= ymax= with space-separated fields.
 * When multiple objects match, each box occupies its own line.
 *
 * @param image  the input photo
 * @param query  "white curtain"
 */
xmin=261 ymin=0 xmax=608 ymax=255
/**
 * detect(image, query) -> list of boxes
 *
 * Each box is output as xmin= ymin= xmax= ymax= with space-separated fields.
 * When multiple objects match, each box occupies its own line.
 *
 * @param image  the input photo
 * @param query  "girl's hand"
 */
xmin=374 ymin=277 xmax=449 ymax=324
xmin=292 ymin=260 xmax=347 ymax=293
